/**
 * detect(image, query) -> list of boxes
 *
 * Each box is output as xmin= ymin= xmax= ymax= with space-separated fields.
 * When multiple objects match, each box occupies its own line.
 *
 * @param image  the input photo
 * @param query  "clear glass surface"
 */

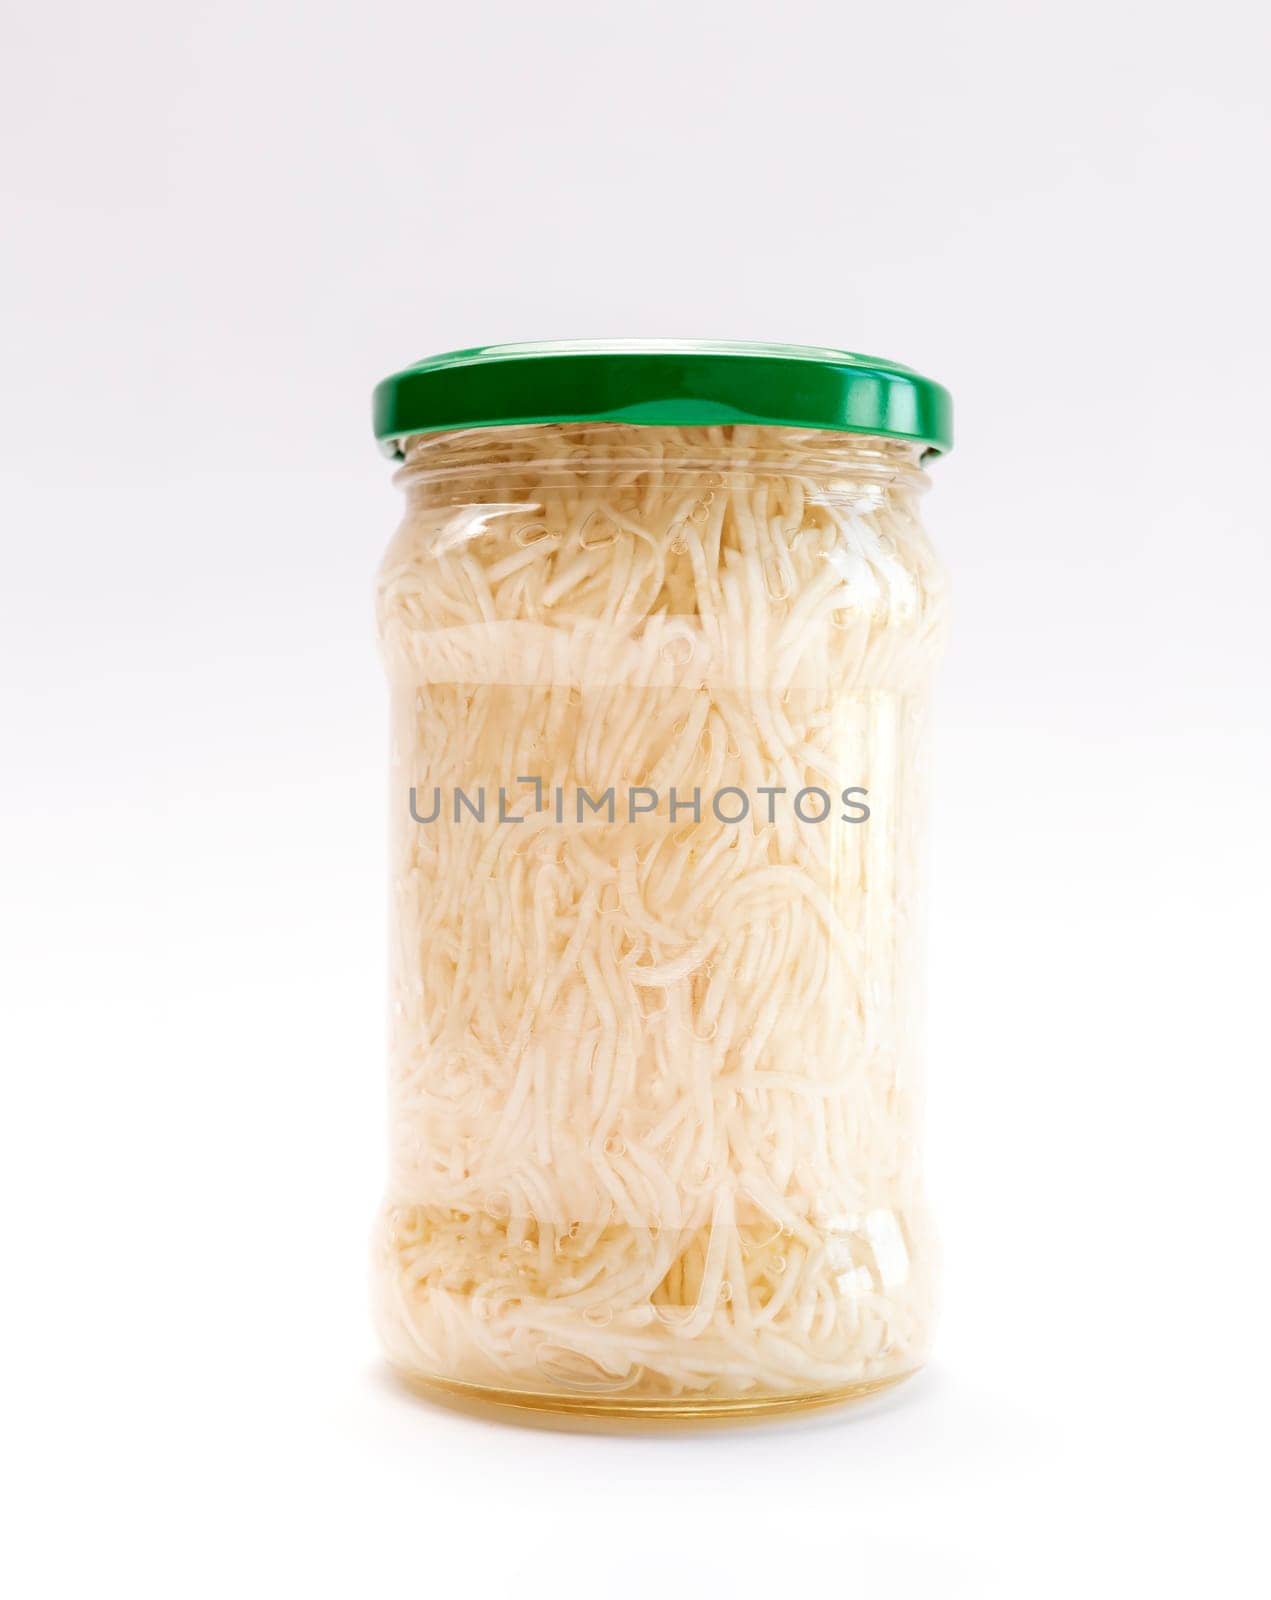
xmin=372 ymin=424 xmax=949 ymax=1417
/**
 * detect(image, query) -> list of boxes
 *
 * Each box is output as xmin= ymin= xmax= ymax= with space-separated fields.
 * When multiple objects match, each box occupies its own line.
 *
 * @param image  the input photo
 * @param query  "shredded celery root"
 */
xmin=372 ymin=424 xmax=949 ymax=1402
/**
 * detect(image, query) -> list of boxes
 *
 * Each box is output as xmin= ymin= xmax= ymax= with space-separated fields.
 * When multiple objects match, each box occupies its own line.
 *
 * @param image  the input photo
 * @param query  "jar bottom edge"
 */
xmin=385 ymin=1365 xmax=920 ymax=1430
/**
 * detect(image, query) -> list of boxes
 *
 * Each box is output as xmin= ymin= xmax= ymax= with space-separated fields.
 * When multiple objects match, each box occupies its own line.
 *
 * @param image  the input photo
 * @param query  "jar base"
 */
xmin=386 ymin=1365 xmax=919 ymax=1430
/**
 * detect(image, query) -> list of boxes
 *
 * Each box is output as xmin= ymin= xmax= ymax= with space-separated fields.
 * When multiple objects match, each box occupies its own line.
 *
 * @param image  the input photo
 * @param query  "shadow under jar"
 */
xmin=369 ymin=343 xmax=953 ymax=1420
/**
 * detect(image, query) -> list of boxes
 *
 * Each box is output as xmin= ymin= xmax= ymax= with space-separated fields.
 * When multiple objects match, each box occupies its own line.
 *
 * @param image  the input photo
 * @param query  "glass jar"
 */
xmin=369 ymin=343 xmax=953 ymax=1420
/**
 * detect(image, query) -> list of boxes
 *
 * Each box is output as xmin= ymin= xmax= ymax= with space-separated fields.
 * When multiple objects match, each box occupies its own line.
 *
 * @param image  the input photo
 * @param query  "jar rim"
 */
xmin=372 ymin=341 xmax=953 ymax=461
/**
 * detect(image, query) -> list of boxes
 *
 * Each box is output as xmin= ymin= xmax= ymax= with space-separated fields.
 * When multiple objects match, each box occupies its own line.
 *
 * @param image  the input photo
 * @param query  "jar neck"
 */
xmin=394 ymin=422 xmax=929 ymax=510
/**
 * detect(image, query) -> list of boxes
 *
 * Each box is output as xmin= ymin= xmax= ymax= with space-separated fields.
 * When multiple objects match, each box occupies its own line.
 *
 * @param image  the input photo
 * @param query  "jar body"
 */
xmin=373 ymin=424 xmax=948 ymax=1417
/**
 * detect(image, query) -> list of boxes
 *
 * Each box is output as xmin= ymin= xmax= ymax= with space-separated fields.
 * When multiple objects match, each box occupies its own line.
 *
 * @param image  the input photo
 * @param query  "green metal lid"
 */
xmin=372 ymin=340 xmax=952 ymax=458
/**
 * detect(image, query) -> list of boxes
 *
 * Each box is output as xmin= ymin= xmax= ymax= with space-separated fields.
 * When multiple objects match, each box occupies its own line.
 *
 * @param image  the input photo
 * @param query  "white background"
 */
xmin=3 ymin=1 xmax=1269 ymax=1594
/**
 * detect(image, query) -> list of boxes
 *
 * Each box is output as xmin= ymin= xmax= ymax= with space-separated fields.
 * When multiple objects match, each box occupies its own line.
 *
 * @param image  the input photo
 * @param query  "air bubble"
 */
xmin=579 ymin=511 xmax=618 ymax=550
